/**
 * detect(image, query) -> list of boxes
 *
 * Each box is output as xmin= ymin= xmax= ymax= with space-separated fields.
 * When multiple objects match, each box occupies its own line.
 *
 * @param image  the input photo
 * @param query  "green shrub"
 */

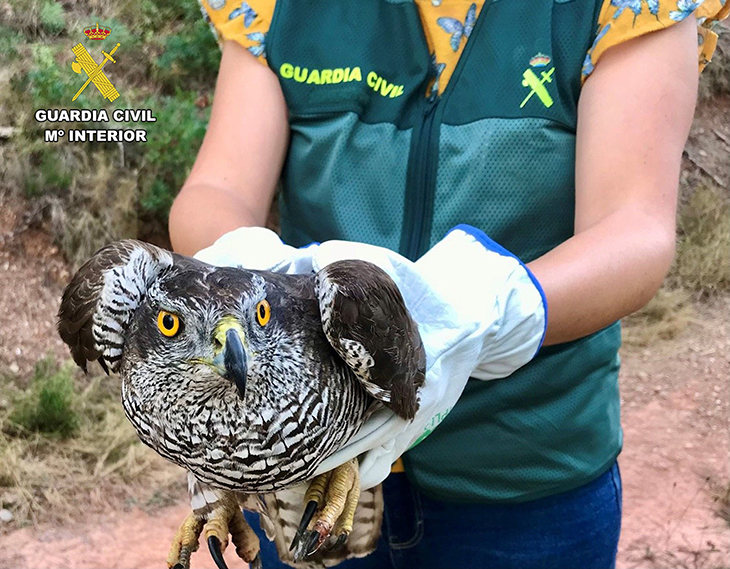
xmin=22 ymin=44 xmax=79 ymax=110
xmin=117 ymin=0 xmax=206 ymax=37
xmin=153 ymin=19 xmax=221 ymax=91
xmin=0 ymin=25 xmax=23 ymax=60
xmin=95 ymin=20 xmax=149 ymax=85
xmin=135 ymin=93 xmax=209 ymax=219
xmin=22 ymin=145 xmax=74 ymax=197
xmin=10 ymin=358 xmax=79 ymax=438
xmin=39 ymin=0 xmax=66 ymax=35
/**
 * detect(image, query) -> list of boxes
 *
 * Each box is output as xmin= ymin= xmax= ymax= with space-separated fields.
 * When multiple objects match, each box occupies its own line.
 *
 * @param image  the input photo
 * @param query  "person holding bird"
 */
xmin=159 ymin=0 xmax=729 ymax=568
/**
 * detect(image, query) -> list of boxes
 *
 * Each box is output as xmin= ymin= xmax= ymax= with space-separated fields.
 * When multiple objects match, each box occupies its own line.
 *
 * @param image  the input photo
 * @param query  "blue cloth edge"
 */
xmin=445 ymin=224 xmax=548 ymax=356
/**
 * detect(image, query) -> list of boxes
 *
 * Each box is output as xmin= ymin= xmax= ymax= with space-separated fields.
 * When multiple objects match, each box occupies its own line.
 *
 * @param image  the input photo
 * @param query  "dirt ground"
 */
xmin=0 ymin=191 xmax=727 ymax=568
xmin=0 ymin=192 xmax=71 ymax=377
xmin=619 ymin=300 xmax=730 ymax=569
xmin=0 ymin=301 xmax=728 ymax=569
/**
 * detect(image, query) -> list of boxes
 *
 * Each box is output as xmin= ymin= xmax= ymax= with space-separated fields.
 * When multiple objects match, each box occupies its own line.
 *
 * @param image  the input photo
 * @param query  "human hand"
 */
xmin=311 ymin=225 xmax=546 ymax=488
xmin=194 ymin=225 xmax=546 ymax=489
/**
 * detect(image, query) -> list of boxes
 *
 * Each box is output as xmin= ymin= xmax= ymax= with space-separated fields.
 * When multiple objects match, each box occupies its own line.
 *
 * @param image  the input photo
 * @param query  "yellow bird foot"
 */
xmin=291 ymin=458 xmax=360 ymax=561
xmin=167 ymin=512 xmax=204 ymax=569
xmin=167 ymin=498 xmax=261 ymax=569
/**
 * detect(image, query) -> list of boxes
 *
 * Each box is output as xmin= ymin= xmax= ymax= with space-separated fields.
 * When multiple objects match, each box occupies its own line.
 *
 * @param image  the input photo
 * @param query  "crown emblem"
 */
xmin=84 ymin=23 xmax=111 ymax=40
xmin=529 ymin=53 xmax=551 ymax=68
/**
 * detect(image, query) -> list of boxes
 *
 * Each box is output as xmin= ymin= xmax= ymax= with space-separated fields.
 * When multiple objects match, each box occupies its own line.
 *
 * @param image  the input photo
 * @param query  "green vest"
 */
xmin=266 ymin=0 xmax=622 ymax=502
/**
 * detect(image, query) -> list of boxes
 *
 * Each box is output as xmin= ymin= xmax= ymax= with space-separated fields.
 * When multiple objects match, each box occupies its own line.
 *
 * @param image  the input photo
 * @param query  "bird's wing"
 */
xmin=315 ymin=260 xmax=426 ymax=420
xmin=57 ymin=240 xmax=174 ymax=373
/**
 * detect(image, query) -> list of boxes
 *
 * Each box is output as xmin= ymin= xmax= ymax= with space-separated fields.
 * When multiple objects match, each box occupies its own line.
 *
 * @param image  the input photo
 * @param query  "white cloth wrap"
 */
xmin=195 ymin=225 xmax=547 ymax=490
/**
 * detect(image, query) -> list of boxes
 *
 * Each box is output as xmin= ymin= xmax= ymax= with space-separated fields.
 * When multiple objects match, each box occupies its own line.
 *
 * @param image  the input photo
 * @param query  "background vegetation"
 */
xmin=0 ymin=0 xmax=219 ymax=526
xmin=0 ymin=357 xmax=179 ymax=525
xmin=0 ymin=0 xmax=220 ymax=263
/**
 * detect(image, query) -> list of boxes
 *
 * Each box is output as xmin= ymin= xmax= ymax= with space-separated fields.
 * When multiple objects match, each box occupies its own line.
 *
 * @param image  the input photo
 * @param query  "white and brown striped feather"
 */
xmin=58 ymin=241 xmax=425 ymax=567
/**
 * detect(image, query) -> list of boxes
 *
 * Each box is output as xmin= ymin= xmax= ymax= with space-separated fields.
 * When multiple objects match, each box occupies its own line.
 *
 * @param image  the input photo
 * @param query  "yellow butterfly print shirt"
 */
xmin=199 ymin=0 xmax=728 ymax=95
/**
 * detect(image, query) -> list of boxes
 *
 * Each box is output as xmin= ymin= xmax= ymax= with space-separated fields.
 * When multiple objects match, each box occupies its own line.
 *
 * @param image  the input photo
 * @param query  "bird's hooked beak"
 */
xmin=212 ymin=316 xmax=248 ymax=399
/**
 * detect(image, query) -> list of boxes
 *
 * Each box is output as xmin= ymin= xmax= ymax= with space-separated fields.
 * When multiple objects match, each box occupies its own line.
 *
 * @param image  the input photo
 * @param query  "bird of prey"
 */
xmin=58 ymin=240 xmax=425 ymax=569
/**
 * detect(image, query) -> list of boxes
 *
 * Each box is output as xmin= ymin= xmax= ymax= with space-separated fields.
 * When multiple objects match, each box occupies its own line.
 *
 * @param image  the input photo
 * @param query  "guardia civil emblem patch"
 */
xmin=70 ymin=23 xmax=120 ymax=102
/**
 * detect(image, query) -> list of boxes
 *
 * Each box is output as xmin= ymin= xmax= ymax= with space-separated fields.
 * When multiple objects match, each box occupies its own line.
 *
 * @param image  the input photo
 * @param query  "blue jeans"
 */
xmin=246 ymin=461 xmax=622 ymax=569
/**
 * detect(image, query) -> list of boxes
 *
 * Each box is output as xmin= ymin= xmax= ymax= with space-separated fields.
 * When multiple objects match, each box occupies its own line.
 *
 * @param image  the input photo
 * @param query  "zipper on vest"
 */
xmin=403 ymin=99 xmax=440 ymax=260
xmin=400 ymin=2 xmax=490 ymax=261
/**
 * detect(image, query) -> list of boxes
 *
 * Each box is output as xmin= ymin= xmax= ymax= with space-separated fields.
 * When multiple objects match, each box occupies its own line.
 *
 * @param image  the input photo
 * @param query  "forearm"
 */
xmin=168 ymin=41 xmax=288 ymax=257
xmin=528 ymin=205 xmax=675 ymax=346
xmin=169 ymin=184 xmax=268 ymax=256
xmin=531 ymin=16 xmax=698 ymax=346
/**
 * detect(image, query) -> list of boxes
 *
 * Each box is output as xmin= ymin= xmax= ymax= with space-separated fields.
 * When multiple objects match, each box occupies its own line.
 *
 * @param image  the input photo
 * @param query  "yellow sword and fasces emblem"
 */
xmin=71 ymin=42 xmax=121 ymax=102
xmin=520 ymin=53 xmax=554 ymax=109
xmin=520 ymin=68 xmax=554 ymax=109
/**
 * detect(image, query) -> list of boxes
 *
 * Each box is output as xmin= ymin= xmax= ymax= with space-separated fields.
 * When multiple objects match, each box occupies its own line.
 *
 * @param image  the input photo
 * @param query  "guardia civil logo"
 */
xmin=520 ymin=53 xmax=555 ymax=109
xmin=71 ymin=23 xmax=121 ymax=102
xmin=35 ymin=22 xmax=156 ymax=144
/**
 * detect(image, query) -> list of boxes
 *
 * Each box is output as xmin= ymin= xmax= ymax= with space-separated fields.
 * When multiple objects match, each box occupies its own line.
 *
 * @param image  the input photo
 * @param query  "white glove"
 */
xmin=195 ymin=225 xmax=547 ymax=490
xmin=195 ymin=226 xmax=317 ymax=274
xmin=311 ymin=225 xmax=546 ymax=487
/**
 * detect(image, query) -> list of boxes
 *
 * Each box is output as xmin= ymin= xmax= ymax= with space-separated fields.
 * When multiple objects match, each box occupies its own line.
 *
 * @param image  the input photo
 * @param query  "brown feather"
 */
xmin=57 ymin=239 xmax=172 ymax=372
xmin=317 ymin=260 xmax=426 ymax=420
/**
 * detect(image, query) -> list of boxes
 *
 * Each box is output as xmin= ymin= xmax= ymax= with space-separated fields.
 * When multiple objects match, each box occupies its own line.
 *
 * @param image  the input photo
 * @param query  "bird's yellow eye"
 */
xmin=157 ymin=310 xmax=180 ymax=337
xmin=256 ymin=300 xmax=271 ymax=326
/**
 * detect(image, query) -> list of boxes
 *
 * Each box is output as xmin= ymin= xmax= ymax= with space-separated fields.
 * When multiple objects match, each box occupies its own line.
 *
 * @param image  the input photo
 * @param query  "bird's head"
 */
xmin=57 ymin=241 xmax=307 ymax=406
xmin=119 ymin=263 xmax=303 ymax=406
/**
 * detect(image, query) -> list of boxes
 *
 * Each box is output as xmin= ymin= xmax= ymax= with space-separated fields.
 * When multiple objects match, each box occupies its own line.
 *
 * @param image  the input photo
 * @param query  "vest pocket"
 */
xmin=265 ymin=0 xmax=431 ymax=123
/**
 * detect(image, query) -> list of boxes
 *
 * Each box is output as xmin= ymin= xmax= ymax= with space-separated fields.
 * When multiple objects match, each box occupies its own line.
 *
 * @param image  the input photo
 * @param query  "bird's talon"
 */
xmin=290 ymin=499 xmax=318 ymax=552
xmin=332 ymin=532 xmax=349 ymax=552
xmin=208 ymin=535 xmax=229 ymax=569
xmin=292 ymin=528 xmax=322 ymax=563
xmin=294 ymin=459 xmax=360 ymax=561
xmin=306 ymin=529 xmax=323 ymax=556
xmin=321 ymin=531 xmax=348 ymax=553
xmin=203 ymin=502 xmax=260 ymax=569
xmin=167 ymin=513 xmax=204 ymax=569
xmin=173 ymin=546 xmax=193 ymax=569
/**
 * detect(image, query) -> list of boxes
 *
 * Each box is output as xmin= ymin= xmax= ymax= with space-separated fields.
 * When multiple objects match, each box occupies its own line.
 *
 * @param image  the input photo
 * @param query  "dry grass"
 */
xmin=623 ymin=287 xmax=695 ymax=347
xmin=51 ymin=151 xmax=140 ymax=265
xmin=672 ymin=185 xmax=730 ymax=296
xmin=710 ymin=477 xmax=730 ymax=528
xmin=637 ymin=543 xmax=729 ymax=569
xmin=3 ymin=0 xmax=65 ymax=38
xmin=624 ymin=184 xmax=730 ymax=346
xmin=0 ymin=357 xmax=183 ymax=527
xmin=3 ymin=138 xmax=140 ymax=265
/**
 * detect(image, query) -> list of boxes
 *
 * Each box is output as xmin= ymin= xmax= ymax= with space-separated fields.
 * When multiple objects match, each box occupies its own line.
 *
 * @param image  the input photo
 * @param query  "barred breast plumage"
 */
xmin=58 ymin=239 xmax=425 ymax=568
